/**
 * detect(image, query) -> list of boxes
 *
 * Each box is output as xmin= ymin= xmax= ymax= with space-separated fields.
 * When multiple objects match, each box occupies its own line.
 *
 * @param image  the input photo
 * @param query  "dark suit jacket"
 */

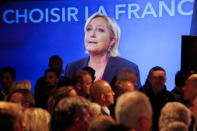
xmin=64 ymin=56 xmax=141 ymax=88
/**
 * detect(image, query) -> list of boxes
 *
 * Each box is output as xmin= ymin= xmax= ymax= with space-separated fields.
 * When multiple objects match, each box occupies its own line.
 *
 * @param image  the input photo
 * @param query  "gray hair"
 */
xmin=115 ymin=91 xmax=152 ymax=128
xmin=84 ymin=12 xmax=120 ymax=57
xmin=160 ymin=121 xmax=188 ymax=131
xmin=159 ymin=102 xmax=191 ymax=130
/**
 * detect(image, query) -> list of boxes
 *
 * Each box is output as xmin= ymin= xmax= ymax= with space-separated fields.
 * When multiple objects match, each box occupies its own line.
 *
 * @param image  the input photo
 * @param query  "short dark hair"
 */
xmin=82 ymin=66 xmax=95 ymax=81
xmin=175 ymin=71 xmax=187 ymax=87
xmin=149 ymin=66 xmax=166 ymax=76
xmin=45 ymin=68 xmax=59 ymax=78
xmin=72 ymin=69 xmax=90 ymax=85
xmin=0 ymin=67 xmax=16 ymax=79
xmin=143 ymin=66 xmax=165 ymax=88
xmin=49 ymin=55 xmax=63 ymax=67
xmin=53 ymin=96 xmax=90 ymax=130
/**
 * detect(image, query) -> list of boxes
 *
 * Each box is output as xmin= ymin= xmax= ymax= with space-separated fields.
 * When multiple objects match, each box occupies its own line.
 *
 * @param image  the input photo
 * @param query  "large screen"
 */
xmin=0 ymin=0 xmax=195 ymax=92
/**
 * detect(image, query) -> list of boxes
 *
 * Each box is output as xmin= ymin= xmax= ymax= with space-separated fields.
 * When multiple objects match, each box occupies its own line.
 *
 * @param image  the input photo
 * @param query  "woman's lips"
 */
xmin=88 ymin=41 xmax=97 ymax=44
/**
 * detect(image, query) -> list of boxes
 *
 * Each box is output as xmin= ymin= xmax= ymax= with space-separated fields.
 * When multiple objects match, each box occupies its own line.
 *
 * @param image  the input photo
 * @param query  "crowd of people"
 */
xmin=0 ymin=56 xmax=197 ymax=131
xmin=1 ymin=12 xmax=197 ymax=131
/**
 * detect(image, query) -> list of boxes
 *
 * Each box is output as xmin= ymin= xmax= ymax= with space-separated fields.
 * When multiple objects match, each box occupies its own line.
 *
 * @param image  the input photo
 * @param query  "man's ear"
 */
xmin=75 ymin=83 xmax=81 ymax=91
xmin=164 ymin=76 xmax=167 ymax=83
xmin=101 ymin=94 xmax=106 ymax=102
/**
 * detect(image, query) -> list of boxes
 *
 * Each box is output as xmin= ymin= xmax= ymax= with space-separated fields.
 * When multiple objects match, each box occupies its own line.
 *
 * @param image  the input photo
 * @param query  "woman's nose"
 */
xmin=90 ymin=29 xmax=96 ymax=37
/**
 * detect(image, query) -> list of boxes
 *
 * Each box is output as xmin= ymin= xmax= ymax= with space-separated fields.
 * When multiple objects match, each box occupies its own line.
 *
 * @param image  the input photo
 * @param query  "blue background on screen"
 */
xmin=0 ymin=0 xmax=195 ymax=92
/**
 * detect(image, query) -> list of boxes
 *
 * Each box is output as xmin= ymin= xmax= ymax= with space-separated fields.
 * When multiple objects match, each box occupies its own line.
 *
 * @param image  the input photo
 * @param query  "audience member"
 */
xmin=115 ymin=91 xmax=152 ymax=131
xmin=72 ymin=69 xmax=92 ymax=98
xmin=189 ymin=91 xmax=197 ymax=131
xmin=0 ymin=67 xmax=16 ymax=100
xmin=112 ymin=69 xmax=138 ymax=89
xmin=172 ymin=71 xmax=187 ymax=103
xmin=109 ymin=80 xmax=135 ymax=118
xmin=6 ymin=89 xmax=35 ymax=110
xmin=89 ymin=102 xmax=102 ymax=118
xmin=183 ymin=74 xmax=197 ymax=106
xmin=9 ymin=80 xmax=31 ymax=93
xmin=48 ymin=55 xmax=63 ymax=77
xmin=90 ymin=80 xmax=114 ymax=116
xmin=82 ymin=66 xmax=96 ymax=82
xmin=52 ymin=96 xmax=92 ymax=131
xmin=34 ymin=55 xmax=71 ymax=108
xmin=140 ymin=66 xmax=175 ymax=131
xmin=24 ymin=107 xmax=51 ymax=131
xmin=114 ymin=80 xmax=135 ymax=99
xmin=35 ymin=68 xmax=59 ymax=109
xmin=88 ymin=115 xmax=116 ymax=131
xmin=159 ymin=102 xmax=191 ymax=130
xmin=0 ymin=102 xmax=25 ymax=131
xmin=47 ymin=86 xmax=77 ymax=114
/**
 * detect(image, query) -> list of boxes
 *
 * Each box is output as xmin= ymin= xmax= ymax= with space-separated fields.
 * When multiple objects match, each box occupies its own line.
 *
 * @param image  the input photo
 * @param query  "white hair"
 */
xmin=115 ymin=91 xmax=152 ymax=128
xmin=160 ymin=121 xmax=188 ymax=131
xmin=84 ymin=12 xmax=120 ymax=57
xmin=159 ymin=102 xmax=191 ymax=130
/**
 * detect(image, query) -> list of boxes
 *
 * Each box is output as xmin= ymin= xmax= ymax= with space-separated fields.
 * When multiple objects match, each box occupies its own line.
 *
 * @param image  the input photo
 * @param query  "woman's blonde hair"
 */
xmin=10 ymin=80 xmax=31 ymax=93
xmin=24 ymin=108 xmax=51 ymax=131
xmin=84 ymin=12 xmax=121 ymax=57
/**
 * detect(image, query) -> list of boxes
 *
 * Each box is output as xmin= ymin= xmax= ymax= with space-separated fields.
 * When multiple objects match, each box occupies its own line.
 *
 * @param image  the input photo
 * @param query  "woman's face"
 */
xmin=85 ymin=17 xmax=115 ymax=55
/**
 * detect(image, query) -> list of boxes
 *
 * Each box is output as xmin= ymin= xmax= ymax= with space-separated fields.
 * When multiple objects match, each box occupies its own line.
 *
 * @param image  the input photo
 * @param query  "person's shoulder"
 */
xmin=110 ymin=56 xmax=138 ymax=67
xmin=65 ymin=57 xmax=89 ymax=77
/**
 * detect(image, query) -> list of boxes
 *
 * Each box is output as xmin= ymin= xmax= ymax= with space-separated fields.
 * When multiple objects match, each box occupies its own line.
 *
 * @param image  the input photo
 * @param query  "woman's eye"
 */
xmin=86 ymin=27 xmax=92 ymax=32
xmin=98 ymin=28 xmax=104 ymax=32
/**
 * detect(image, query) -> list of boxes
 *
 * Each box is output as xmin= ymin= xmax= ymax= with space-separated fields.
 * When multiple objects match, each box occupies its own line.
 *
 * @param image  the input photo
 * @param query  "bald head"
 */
xmin=90 ymin=80 xmax=114 ymax=107
xmin=183 ymin=74 xmax=197 ymax=101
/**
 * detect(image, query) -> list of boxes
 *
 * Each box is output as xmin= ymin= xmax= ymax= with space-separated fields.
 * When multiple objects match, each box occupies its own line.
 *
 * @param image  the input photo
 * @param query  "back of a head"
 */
xmin=53 ymin=96 xmax=91 ymax=131
xmin=9 ymin=80 xmax=31 ymax=93
xmin=90 ymin=80 xmax=113 ymax=107
xmin=117 ymin=69 xmax=135 ymax=81
xmin=90 ymin=80 xmax=107 ymax=102
xmin=159 ymin=102 xmax=191 ymax=130
xmin=114 ymin=80 xmax=135 ymax=99
xmin=160 ymin=121 xmax=188 ymax=131
xmin=88 ymin=115 xmax=116 ymax=131
xmin=187 ymin=74 xmax=197 ymax=86
xmin=47 ymin=86 xmax=77 ymax=114
xmin=115 ymin=91 xmax=152 ymax=129
xmin=49 ymin=55 xmax=63 ymax=76
xmin=24 ymin=107 xmax=51 ymax=131
xmin=0 ymin=102 xmax=23 ymax=131
xmin=89 ymin=102 xmax=102 ymax=118
xmin=72 ymin=69 xmax=90 ymax=85
xmin=83 ymin=66 xmax=96 ymax=82
xmin=175 ymin=71 xmax=187 ymax=87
